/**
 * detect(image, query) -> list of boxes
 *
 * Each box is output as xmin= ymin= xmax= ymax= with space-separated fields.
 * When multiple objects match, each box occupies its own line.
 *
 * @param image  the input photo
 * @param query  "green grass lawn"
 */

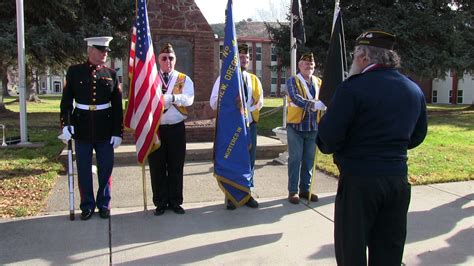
xmin=260 ymin=97 xmax=474 ymax=185
xmin=0 ymin=95 xmax=472 ymax=217
xmin=0 ymin=96 xmax=64 ymax=217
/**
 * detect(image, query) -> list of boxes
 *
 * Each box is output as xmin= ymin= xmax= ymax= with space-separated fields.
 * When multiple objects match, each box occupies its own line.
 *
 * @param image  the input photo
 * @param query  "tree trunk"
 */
xmin=26 ymin=67 xmax=41 ymax=103
xmin=0 ymin=67 xmax=8 ymax=112
xmin=2 ymin=70 xmax=9 ymax=97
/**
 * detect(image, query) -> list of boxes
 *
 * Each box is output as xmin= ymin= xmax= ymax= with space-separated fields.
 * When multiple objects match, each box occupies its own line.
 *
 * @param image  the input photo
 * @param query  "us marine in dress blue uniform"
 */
xmin=60 ymin=36 xmax=124 ymax=220
xmin=317 ymin=31 xmax=428 ymax=265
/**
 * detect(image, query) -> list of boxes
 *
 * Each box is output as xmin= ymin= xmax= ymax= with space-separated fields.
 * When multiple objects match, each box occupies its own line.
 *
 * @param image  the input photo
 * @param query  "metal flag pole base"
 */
xmin=307 ymin=149 xmax=318 ymax=205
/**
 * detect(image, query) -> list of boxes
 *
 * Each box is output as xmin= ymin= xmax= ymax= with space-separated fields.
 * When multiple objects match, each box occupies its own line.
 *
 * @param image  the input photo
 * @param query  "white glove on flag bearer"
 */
xmin=311 ymin=100 xmax=327 ymax=112
xmin=61 ymin=126 xmax=74 ymax=141
xmin=110 ymin=136 xmax=122 ymax=149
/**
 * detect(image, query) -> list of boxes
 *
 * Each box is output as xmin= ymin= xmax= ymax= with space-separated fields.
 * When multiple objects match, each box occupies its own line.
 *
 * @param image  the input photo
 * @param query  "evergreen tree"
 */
xmin=0 ymin=0 xmax=134 ymax=108
xmin=267 ymin=0 xmax=472 ymax=78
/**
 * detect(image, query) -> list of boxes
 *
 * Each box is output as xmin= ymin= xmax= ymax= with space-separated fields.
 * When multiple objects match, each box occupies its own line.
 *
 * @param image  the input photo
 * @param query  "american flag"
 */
xmin=124 ymin=0 xmax=164 ymax=164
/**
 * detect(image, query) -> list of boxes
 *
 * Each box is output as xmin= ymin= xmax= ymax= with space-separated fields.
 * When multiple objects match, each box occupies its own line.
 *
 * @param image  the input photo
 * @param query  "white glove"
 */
xmin=163 ymin=94 xmax=174 ymax=109
xmin=57 ymin=134 xmax=68 ymax=144
xmin=61 ymin=126 xmax=74 ymax=141
xmin=310 ymin=100 xmax=327 ymax=112
xmin=110 ymin=136 xmax=122 ymax=149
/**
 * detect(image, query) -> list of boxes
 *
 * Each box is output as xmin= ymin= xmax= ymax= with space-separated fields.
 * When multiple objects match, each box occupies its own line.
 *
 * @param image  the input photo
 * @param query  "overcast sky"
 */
xmin=194 ymin=0 xmax=289 ymax=24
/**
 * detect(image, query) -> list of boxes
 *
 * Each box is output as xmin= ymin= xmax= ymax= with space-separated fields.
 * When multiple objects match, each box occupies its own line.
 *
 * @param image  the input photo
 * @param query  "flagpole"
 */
xmin=286 ymin=0 xmax=298 ymax=129
xmin=332 ymin=0 xmax=340 ymax=32
xmin=307 ymin=111 xmax=321 ymax=204
xmin=308 ymin=0 xmax=343 ymax=204
xmin=290 ymin=1 xmax=297 ymax=76
xmin=142 ymin=164 xmax=147 ymax=211
xmin=16 ymin=0 xmax=29 ymax=144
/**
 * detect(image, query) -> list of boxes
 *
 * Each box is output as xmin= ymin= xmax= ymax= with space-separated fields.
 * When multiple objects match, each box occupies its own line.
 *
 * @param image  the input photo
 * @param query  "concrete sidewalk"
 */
xmin=1 ymin=157 xmax=473 ymax=264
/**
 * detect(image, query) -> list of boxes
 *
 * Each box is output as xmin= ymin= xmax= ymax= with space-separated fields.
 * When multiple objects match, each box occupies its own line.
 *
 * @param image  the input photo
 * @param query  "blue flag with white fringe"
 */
xmin=213 ymin=0 xmax=252 ymax=207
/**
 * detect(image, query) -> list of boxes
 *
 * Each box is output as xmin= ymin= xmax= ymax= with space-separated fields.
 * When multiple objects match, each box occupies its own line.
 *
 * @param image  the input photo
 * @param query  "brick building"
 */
xmin=211 ymin=21 xmax=290 ymax=98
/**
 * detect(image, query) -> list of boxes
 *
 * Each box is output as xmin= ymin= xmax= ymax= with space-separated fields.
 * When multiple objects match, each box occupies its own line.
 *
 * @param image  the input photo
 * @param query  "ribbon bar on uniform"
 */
xmin=75 ymin=103 xmax=111 ymax=111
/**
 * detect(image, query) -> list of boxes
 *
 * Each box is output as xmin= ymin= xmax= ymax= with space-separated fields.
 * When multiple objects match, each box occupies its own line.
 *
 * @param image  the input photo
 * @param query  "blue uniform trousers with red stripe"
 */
xmin=75 ymin=140 xmax=114 ymax=211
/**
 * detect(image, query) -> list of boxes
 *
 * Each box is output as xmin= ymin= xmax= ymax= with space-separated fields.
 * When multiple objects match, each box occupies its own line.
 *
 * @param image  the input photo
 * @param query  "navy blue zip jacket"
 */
xmin=316 ymin=67 xmax=428 ymax=177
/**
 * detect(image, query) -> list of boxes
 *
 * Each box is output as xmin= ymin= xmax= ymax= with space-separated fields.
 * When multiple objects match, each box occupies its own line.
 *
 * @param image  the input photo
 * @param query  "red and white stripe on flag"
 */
xmin=124 ymin=0 xmax=164 ymax=165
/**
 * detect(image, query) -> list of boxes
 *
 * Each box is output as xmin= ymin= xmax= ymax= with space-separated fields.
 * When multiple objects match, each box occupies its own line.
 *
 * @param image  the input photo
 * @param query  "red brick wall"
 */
xmin=123 ymin=118 xmax=215 ymax=144
xmin=148 ymin=0 xmax=216 ymax=119
xmin=262 ymin=42 xmax=272 ymax=97
xmin=405 ymin=72 xmax=433 ymax=103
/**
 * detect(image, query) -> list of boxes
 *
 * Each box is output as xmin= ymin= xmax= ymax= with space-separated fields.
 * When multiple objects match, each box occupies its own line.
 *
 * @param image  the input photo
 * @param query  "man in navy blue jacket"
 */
xmin=317 ymin=30 xmax=427 ymax=265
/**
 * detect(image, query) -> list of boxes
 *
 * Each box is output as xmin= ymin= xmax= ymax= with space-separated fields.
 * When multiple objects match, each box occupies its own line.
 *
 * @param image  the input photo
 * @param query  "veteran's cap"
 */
xmin=160 ymin=43 xmax=175 ymax=54
xmin=238 ymin=43 xmax=249 ymax=54
xmin=355 ymin=30 xmax=396 ymax=50
xmin=84 ymin=36 xmax=113 ymax=52
xmin=299 ymin=52 xmax=315 ymax=62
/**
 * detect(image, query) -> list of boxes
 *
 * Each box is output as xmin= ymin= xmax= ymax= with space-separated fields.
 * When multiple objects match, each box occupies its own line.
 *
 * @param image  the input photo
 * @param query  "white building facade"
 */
xmin=432 ymin=71 xmax=474 ymax=105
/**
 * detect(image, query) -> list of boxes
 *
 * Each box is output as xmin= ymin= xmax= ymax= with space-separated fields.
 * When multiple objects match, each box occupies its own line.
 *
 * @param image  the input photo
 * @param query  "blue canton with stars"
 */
xmin=135 ymin=0 xmax=152 ymax=61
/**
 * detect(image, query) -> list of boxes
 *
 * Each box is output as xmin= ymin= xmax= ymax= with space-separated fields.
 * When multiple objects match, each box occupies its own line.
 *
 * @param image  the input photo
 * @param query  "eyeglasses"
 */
xmin=349 ymin=49 xmax=361 ymax=59
xmin=160 ymin=56 xmax=175 ymax=62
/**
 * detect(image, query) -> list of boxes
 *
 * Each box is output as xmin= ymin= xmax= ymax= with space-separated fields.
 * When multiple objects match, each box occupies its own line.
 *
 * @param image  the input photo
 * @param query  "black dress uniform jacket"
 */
xmin=60 ymin=62 xmax=123 ymax=141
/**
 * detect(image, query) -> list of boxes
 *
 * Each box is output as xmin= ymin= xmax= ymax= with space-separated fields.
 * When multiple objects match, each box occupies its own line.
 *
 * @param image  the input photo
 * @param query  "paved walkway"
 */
xmin=1 ymin=142 xmax=473 ymax=264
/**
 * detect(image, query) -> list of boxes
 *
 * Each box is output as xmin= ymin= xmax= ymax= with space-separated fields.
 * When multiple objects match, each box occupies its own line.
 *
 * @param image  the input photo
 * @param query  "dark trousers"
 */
xmin=334 ymin=174 xmax=411 ymax=266
xmin=75 ymin=140 xmax=114 ymax=211
xmin=148 ymin=121 xmax=186 ymax=208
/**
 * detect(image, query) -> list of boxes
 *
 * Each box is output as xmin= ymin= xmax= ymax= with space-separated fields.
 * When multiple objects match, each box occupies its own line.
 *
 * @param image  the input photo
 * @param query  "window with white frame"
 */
xmin=432 ymin=90 xmax=438 ymax=103
xmin=457 ymin=90 xmax=463 ymax=104
xmin=248 ymin=45 xmax=253 ymax=61
xmin=256 ymin=69 xmax=262 ymax=82
xmin=271 ymin=45 xmax=277 ymax=62
xmin=256 ymin=45 xmax=262 ymax=61
xmin=271 ymin=70 xmax=277 ymax=85
xmin=54 ymin=81 xmax=62 ymax=93
xmin=280 ymin=67 xmax=286 ymax=85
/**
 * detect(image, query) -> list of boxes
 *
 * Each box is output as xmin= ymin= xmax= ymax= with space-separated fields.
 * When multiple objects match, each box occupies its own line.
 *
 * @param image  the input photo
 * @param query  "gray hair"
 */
xmin=358 ymin=45 xmax=401 ymax=68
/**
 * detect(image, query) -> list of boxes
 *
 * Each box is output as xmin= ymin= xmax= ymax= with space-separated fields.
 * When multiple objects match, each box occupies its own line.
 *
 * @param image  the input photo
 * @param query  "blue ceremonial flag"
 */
xmin=213 ymin=0 xmax=252 ymax=207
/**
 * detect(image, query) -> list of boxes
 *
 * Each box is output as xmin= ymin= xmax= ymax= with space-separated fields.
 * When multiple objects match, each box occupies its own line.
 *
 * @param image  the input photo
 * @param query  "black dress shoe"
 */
xmin=226 ymin=200 xmax=236 ymax=210
xmin=99 ymin=208 xmax=110 ymax=219
xmin=154 ymin=206 xmax=166 ymax=216
xmin=245 ymin=196 xmax=259 ymax=208
xmin=80 ymin=209 xmax=94 ymax=220
xmin=171 ymin=205 xmax=185 ymax=214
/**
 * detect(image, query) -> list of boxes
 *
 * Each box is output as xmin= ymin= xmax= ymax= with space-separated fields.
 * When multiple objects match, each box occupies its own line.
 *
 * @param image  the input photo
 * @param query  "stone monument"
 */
xmin=148 ymin=0 xmax=216 ymax=141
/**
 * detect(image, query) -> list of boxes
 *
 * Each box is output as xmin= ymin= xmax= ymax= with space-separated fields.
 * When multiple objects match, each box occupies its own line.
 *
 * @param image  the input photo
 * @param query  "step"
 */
xmin=59 ymin=135 xmax=287 ymax=165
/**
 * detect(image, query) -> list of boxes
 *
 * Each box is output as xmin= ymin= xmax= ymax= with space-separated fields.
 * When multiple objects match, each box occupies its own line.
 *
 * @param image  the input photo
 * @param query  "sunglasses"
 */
xmin=160 ymin=56 xmax=175 ymax=62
